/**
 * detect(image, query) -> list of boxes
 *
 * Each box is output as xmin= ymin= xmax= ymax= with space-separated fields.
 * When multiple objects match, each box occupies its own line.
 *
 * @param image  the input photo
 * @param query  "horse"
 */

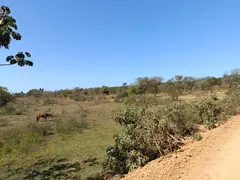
xmin=36 ymin=112 xmax=53 ymax=122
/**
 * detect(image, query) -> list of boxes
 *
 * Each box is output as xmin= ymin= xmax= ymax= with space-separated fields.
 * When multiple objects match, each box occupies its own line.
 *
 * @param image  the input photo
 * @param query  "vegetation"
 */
xmin=1 ymin=4 xmax=240 ymax=180
xmin=0 ymin=86 xmax=13 ymax=107
xmin=1 ymin=68 xmax=240 ymax=179
xmin=0 ymin=5 xmax=32 ymax=67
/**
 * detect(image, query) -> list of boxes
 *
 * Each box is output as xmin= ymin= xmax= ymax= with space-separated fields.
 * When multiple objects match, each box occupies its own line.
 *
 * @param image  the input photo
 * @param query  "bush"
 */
xmin=163 ymin=102 xmax=194 ymax=136
xmin=122 ymin=95 xmax=171 ymax=107
xmin=43 ymin=98 xmax=59 ymax=105
xmin=104 ymin=107 xmax=187 ymax=175
xmin=0 ymin=104 xmax=16 ymax=115
xmin=0 ymin=87 xmax=14 ymax=107
xmin=221 ymin=90 xmax=240 ymax=115
xmin=70 ymin=94 xmax=87 ymax=102
xmin=193 ymin=95 xmax=226 ymax=129
xmin=114 ymin=92 xmax=129 ymax=103
xmin=193 ymin=133 xmax=203 ymax=141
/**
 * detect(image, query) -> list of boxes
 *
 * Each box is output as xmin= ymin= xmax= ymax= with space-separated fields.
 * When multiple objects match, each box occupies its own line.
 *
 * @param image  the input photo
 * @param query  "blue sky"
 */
xmin=1 ymin=0 xmax=240 ymax=93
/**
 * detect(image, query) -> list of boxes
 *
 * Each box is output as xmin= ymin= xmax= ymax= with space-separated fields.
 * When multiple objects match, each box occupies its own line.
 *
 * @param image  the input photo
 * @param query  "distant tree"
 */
xmin=165 ymin=75 xmax=184 ymax=101
xmin=101 ymin=86 xmax=110 ymax=95
xmin=182 ymin=76 xmax=196 ymax=92
xmin=26 ymin=89 xmax=43 ymax=98
xmin=0 ymin=86 xmax=13 ymax=106
xmin=148 ymin=76 xmax=164 ymax=95
xmin=0 ymin=5 xmax=33 ymax=67
xmin=13 ymin=91 xmax=25 ymax=98
xmin=222 ymin=69 xmax=240 ymax=89
xmin=135 ymin=76 xmax=163 ymax=95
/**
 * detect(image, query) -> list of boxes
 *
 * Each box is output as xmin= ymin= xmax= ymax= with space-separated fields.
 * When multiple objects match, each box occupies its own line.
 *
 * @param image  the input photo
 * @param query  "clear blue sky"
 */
xmin=1 ymin=0 xmax=240 ymax=93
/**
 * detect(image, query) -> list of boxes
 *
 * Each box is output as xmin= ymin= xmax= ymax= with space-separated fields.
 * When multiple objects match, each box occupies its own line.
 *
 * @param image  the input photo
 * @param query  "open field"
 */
xmin=0 ymin=90 xmax=229 ymax=179
xmin=0 ymin=97 xmax=125 ymax=179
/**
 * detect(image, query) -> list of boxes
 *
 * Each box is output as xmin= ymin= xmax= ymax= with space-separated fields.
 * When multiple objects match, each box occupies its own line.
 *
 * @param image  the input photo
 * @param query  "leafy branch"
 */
xmin=0 ymin=5 xmax=33 ymax=67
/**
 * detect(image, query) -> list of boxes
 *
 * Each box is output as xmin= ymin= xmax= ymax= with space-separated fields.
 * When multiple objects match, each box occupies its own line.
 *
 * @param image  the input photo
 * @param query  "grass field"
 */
xmin=0 ymin=91 xmax=227 ymax=179
xmin=0 ymin=97 xmax=126 ymax=179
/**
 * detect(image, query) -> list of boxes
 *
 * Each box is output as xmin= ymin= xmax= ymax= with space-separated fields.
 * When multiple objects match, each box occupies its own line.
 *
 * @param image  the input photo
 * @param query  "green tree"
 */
xmin=0 ymin=86 xmax=13 ymax=107
xmin=26 ymin=89 xmax=43 ymax=98
xmin=0 ymin=5 xmax=33 ymax=67
xmin=166 ymin=75 xmax=184 ymax=101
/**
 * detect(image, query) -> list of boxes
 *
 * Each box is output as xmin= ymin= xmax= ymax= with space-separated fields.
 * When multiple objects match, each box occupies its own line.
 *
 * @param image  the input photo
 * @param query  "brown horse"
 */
xmin=36 ymin=112 xmax=53 ymax=122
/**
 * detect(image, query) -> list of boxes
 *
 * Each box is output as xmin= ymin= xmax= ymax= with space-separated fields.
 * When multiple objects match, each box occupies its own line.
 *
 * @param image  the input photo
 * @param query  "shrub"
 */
xmin=114 ymin=92 xmax=129 ymax=103
xmin=193 ymin=95 xmax=226 ymax=129
xmin=163 ymin=102 xmax=194 ymax=136
xmin=0 ymin=104 xmax=16 ymax=115
xmin=123 ymin=95 xmax=171 ymax=107
xmin=104 ymin=107 xmax=186 ymax=175
xmin=0 ymin=87 xmax=14 ymax=107
xmin=193 ymin=133 xmax=203 ymax=141
xmin=43 ymin=98 xmax=59 ymax=105
xmin=70 ymin=94 xmax=87 ymax=102
xmin=221 ymin=90 xmax=240 ymax=115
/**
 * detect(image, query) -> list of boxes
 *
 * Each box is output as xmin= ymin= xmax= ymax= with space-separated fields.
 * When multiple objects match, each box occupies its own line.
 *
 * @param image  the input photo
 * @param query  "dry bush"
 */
xmin=120 ymin=94 xmax=172 ymax=107
xmin=104 ymin=106 xmax=191 ymax=175
xmin=43 ymin=98 xmax=59 ymax=105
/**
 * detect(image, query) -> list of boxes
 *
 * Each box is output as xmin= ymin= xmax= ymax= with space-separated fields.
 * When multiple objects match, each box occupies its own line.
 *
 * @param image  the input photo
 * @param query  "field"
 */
xmin=0 ymin=97 xmax=126 ymax=179
xmin=0 ymin=90 xmax=230 ymax=180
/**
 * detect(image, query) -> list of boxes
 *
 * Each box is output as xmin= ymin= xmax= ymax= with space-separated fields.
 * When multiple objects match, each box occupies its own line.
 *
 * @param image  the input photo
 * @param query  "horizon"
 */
xmin=1 ymin=0 xmax=240 ymax=93
xmin=6 ymin=71 xmax=234 ymax=94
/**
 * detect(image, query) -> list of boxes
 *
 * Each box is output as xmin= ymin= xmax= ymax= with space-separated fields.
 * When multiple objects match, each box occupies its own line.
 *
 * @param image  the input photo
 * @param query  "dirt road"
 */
xmin=121 ymin=116 xmax=240 ymax=180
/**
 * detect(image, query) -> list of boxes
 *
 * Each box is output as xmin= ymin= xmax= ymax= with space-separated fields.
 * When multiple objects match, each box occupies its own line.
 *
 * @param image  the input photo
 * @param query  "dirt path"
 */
xmin=121 ymin=116 xmax=240 ymax=180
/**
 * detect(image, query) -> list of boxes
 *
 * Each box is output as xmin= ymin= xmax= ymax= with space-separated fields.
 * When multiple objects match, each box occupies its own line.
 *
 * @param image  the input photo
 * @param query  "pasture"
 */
xmin=0 ymin=97 xmax=125 ymax=179
xmin=0 ymin=90 xmax=231 ymax=179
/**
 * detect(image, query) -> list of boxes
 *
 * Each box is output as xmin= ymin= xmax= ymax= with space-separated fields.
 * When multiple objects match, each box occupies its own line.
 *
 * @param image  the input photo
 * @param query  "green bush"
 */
xmin=70 ymin=93 xmax=87 ymax=102
xmin=104 ymin=107 xmax=186 ymax=175
xmin=114 ymin=92 xmax=129 ymax=103
xmin=0 ymin=104 xmax=16 ymax=115
xmin=0 ymin=87 xmax=14 ymax=107
xmin=193 ymin=133 xmax=203 ymax=141
xmin=221 ymin=90 xmax=240 ymax=115
xmin=193 ymin=95 xmax=226 ymax=129
xmin=163 ymin=102 xmax=194 ymax=136
xmin=123 ymin=95 xmax=171 ymax=107
xmin=43 ymin=98 xmax=59 ymax=105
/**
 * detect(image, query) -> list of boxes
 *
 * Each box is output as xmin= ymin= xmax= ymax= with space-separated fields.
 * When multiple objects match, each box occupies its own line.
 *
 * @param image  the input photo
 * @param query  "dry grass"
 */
xmin=0 ymin=91 xmax=227 ymax=179
xmin=0 ymin=97 xmax=124 ymax=179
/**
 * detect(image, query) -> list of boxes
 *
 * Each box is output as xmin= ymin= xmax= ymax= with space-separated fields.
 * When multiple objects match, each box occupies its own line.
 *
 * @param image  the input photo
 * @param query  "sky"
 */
xmin=1 ymin=0 xmax=240 ymax=93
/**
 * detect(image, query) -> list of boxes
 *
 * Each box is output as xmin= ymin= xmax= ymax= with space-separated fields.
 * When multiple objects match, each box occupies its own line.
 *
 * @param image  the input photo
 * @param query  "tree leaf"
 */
xmin=25 ymin=52 xmax=31 ymax=58
xmin=10 ymin=59 xmax=16 ymax=64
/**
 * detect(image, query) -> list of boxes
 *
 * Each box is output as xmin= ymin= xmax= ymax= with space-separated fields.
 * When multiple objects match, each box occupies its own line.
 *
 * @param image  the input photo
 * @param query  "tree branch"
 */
xmin=0 ymin=63 xmax=14 ymax=66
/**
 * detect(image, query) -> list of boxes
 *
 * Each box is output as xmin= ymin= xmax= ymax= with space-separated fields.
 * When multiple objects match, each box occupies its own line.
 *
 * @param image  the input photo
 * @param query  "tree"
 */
xmin=165 ymin=75 xmax=184 ymax=101
xmin=0 ymin=86 xmax=14 ymax=107
xmin=135 ymin=76 xmax=163 ymax=95
xmin=26 ymin=89 xmax=43 ymax=98
xmin=0 ymin=5 xmax=33 ymax=67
